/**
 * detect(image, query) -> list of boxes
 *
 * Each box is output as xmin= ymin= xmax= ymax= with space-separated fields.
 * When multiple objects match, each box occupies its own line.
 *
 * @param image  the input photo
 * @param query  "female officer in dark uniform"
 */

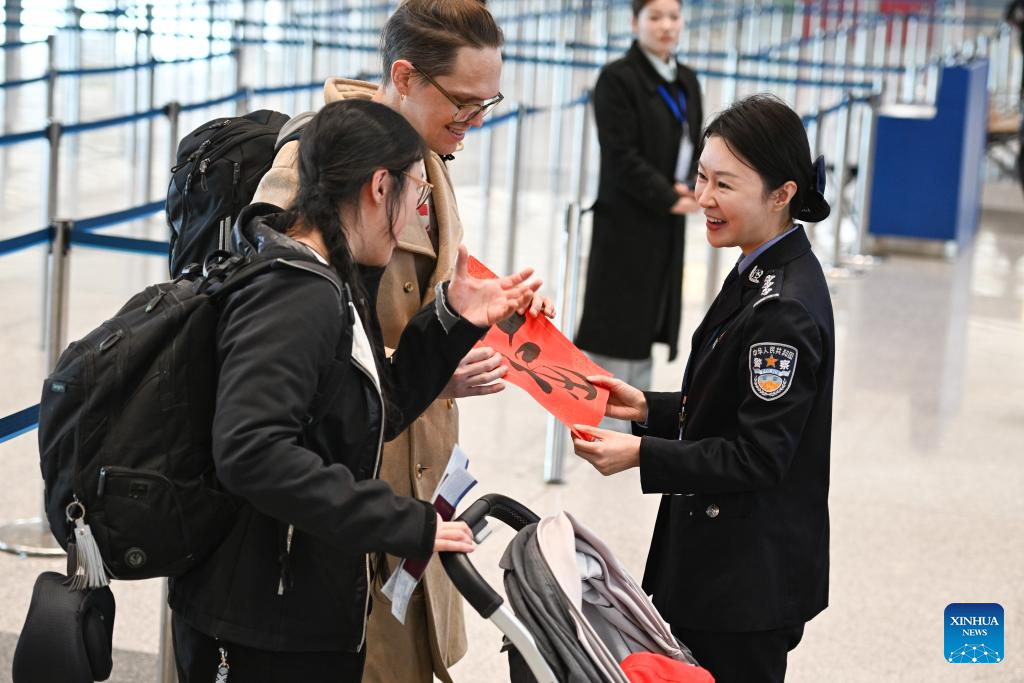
xmin=575 ymin=0 xmax=703 ymax=400
xmin=573 ymin=94 xmax=834 ymax=683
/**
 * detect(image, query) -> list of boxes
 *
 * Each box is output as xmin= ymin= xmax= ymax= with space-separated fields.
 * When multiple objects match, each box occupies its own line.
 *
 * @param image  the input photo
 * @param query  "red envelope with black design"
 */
xmin=468 ymin=256 xmax=610 ymax=438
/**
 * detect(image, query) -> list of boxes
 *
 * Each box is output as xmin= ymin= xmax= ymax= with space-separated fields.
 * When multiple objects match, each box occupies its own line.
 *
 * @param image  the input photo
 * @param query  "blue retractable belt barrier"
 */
xmin=0 ymin=405 xmax=40 ymax=445
xmin=76 ymin=201 xmax=165 ymax=233
xmin=0 ymin=74 xmax=49 ymax=91
xmin=0 ymin=128 xmax=48 ymax=148
xmin=0 ymin=228 xmax=53 ymax=257
xmin=179 ymin=89 xmax=250 ymax=113
xmin=70 ymin=231 xmax=170 ymax=256
xmin=308 ymin=40 xmax=379 ymax=54
xmin=0 ymin=39 xmax=47 ymax=51
xmin=251 ymin=81 xmax=325 ymax=97
xmin=62 ymin=107 xmax=166 ymax=137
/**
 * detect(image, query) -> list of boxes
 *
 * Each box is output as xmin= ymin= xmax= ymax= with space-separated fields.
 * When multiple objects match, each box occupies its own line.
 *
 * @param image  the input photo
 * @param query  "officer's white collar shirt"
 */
xmin=640 ymin=45 xmax=678 ymax=83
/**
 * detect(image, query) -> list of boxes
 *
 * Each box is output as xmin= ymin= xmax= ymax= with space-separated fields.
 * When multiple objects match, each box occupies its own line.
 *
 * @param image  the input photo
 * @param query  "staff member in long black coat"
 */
xmin=575 ymin=0 xmax=703 ymax=398
xmin=573 ymin=95 xmax=835 ymax=683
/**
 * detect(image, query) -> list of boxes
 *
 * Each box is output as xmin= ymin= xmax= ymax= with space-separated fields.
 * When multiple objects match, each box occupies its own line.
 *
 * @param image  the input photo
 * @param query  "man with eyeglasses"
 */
xmin=251 ymin=1 xmax=551 ymax=681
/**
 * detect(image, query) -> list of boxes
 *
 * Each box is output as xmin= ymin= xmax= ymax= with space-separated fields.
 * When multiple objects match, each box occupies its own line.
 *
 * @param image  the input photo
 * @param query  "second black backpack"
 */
xmin=166 ymin=109 xmax=290 ymax=277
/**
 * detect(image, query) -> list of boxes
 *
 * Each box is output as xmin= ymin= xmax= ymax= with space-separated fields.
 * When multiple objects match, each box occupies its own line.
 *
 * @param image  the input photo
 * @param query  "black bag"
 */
xmin=38 ymin=257 xmax=289 ymax=580
xmin=12 ymin=571 xmax=115 ymax=683
xmin=166 ymin=109 xmax=290 ymax=278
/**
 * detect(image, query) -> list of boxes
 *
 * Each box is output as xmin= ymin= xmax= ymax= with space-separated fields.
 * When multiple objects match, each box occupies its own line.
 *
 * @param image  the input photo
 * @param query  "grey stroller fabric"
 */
xmin=538 ymin=512 xmax=698 ymax=665
xmin=501 ymin=512 xmax=701 ymax=683
xmin=499 ymin=523 xmax=608 ymax=682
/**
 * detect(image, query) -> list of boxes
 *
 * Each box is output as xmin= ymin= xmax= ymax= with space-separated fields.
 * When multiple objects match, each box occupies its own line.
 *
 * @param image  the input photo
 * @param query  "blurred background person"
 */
xmin=575 ymin=0 xmax=703 ymax=431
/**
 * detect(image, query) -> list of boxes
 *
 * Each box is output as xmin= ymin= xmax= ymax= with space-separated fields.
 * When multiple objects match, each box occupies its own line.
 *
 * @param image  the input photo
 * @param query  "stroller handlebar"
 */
xmin=440 ymin=493 xmax=541 ymax=619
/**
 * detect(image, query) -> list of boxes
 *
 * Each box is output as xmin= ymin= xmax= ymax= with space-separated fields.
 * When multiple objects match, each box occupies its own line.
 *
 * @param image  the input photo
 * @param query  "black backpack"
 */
xmin=37 ymin=256 xmax=340 ymax=581
xmin=166 ymin=110 xmax=291 ymax=278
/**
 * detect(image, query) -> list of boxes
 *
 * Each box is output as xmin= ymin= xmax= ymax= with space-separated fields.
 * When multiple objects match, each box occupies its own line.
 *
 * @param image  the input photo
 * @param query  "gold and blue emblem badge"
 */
xmin=749 ymin=342 xmax=798 ymax=401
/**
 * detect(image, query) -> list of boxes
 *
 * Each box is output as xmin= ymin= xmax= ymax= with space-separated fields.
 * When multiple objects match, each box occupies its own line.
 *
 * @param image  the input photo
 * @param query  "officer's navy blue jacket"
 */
xmin=637 ymin=226 xmax=834 ymax=633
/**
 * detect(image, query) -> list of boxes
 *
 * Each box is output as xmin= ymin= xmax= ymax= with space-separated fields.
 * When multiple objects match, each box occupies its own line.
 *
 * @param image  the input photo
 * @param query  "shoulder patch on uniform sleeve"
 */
xmin=749 ymin=342 xmax=798 ymax=401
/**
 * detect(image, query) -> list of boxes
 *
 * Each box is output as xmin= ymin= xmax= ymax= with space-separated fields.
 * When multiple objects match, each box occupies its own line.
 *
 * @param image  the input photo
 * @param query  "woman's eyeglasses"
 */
xmin=411 ymin=64 xmax=504 ymax=123
xmin=401 ymin=171 xmax=434 ymax=208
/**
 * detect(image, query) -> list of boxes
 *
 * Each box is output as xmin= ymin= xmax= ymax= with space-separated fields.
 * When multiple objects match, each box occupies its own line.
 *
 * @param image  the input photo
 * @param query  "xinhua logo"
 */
xmin=945 ymin=603 xmax=1003 ymax=663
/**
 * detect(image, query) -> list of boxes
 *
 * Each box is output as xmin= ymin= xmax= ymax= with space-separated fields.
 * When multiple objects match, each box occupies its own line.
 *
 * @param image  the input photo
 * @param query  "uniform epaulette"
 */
xmin=752 ymin=268 xmax=784 ymax=308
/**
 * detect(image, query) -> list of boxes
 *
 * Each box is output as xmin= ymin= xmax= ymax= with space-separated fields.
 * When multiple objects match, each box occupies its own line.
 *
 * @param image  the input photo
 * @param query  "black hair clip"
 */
xmin=798 ymin=155 xmax=831 ymax=223
xmin=813 ymin=155 xmax=826 ymax=194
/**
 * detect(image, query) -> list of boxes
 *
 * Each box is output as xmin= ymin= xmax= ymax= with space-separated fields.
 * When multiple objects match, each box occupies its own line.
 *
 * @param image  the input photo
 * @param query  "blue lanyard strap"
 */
xmin=657 ymin=85 xmax=687 ymax=126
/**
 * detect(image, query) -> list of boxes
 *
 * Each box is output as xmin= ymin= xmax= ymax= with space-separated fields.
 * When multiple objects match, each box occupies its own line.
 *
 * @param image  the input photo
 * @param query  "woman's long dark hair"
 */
xmin=291 ymin=98 xmax=425 ymax=287
xmin=289 ymin=99 xmax=427 ymax=586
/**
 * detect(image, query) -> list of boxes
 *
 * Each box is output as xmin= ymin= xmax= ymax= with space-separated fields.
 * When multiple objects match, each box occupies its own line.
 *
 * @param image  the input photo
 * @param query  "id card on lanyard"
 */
xmin=658 ymin=84 xmax=694 ymax=182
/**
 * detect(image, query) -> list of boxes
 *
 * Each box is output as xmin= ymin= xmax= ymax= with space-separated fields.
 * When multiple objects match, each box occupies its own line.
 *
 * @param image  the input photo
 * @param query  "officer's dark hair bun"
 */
xmin=700 ymin=93 xmax=831 ymax=223
xmin=799 ymin=155 xmax=831 ymax=222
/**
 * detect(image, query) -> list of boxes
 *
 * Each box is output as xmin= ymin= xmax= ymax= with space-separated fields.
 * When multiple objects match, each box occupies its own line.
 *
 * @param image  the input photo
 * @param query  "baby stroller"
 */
xmin=441 ymin=494 xmax=714 ymax=683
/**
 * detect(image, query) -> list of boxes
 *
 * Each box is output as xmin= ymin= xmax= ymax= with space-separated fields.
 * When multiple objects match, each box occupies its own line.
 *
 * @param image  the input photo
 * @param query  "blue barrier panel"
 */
xmin=76 ymin=200 xmax=165 ymax=233
xmin=0 ymin=228 xmax=52 ymax=257
xmin=0 ymin=127 xmax=47 ymax=148
xmin=869 ymin=60 xmax=989 ymax=245
xmin=0 ymin=405 xmax=40 ymax=445
xmin=71 ymin=231 xmax=170 ymax=256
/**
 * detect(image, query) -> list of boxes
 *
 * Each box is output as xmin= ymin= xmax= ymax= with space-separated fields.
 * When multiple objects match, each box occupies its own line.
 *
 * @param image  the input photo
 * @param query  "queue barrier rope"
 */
xmin=0 ymin=405 xmax=40 ymax=445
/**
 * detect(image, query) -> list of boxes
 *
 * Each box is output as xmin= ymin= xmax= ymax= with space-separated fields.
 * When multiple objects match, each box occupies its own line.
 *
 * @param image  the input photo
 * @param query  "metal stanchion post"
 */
xmin=45 ymin=121 xmax=62 ymax=238
xmin=45 ymin=35 xmax=57 ymax=121
xmin=41 ymin=36 xmax=58 ymax=348
xmin=310 ymin=40 xmax=320 ymax=110
xmin=503 ymin=105 xmax=525 ymax=275
xmin=40 ymin=118 xmax=63 ymax=346
xmin=157 ymin=581 xmax=176 ymax=683
xmin=479 ymin=125 xmax=496 ymax=261
xmin=542 ymin=201 xmax=582 ymax=484
xmin=166 ymin=99 xmax=181 ymax=180
xmin=849 ymin=94 xmax=879 ymax=268
xmin=568 ymin=98 xmax=591 ymax=206
xmin=828 ymin=97 xmax=853 ymax=276
xmin=548 ymin=44 xmax=569 ymax=200
xmin=703 ymin=243 xmax=721 ymax=312
xmin=144 ymin=3 xmax=156 ymax=204
xmin=235 ymin=20 xmax=246 ymax=115
xmin=873 ymin=20 xmax=887 ymax=93
xmin=0 ymin=218 xmax=70 ymax=557
xmin=889 ymin=15 xmax=904 ymax=99
xmin=207 ymin=0 xmax=216 ymax=91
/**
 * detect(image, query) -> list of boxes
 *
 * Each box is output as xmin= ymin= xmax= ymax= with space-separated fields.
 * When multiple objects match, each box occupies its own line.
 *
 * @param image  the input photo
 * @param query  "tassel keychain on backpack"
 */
xmin=65 ymin=499 xmax=110 ymax=590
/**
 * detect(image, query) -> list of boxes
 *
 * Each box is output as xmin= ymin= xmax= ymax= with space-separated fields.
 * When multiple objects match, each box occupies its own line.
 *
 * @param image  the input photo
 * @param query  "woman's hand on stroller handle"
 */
xmin=434 ymin=514 xmax=476 ymax=554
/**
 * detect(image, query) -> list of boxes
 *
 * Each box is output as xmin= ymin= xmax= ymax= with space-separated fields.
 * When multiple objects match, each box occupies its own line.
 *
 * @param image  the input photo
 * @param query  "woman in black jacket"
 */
xmin=573 ymin=95 xmax=834 ymax=683
xmin=169 ymin=99 xmax=542 ymax=682
xmin=575 ymin=0 xmax=703 ymax=402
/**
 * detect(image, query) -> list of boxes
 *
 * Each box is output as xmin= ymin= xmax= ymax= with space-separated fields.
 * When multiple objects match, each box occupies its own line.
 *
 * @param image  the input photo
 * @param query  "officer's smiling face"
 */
xmin=694 ymin=136 xmax=795 ymax=255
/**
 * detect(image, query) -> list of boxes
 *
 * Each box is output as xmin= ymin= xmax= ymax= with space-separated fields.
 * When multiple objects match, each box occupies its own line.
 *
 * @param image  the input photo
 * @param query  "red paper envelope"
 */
xmin=468 ymin=257 xmax=610 ymax=437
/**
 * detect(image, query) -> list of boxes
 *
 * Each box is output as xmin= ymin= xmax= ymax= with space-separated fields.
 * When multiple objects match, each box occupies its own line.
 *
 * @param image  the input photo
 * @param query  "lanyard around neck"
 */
xmin=657 ymin=84 xmax=688 ymax=126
